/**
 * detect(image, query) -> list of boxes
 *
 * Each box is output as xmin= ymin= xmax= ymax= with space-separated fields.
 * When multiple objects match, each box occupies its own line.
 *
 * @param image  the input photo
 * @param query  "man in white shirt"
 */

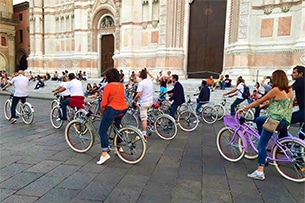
xmin=1 ymin=70 xmax=29 ymax=124
xmin=132 ymin=68 xmax=154 ymax=140
xmin=223 ymin=77 xmax=246 ymax=115
xmin=53 ymin=73 xmax=84 ymax=120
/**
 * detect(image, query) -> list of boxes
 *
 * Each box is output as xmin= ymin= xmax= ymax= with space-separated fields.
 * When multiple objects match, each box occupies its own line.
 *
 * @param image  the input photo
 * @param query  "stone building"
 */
xmin=14 ymin=1 xmax=30 ymax=71
xmin=27 ymin=0 xmax=305 ymax=81
xmin=0 ymin=0 xmax=17 ymax=75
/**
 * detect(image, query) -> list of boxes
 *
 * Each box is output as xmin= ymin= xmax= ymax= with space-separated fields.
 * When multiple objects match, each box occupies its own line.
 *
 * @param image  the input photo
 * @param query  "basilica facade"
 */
xmin=27 ymin=0 xmax=305 ymax=81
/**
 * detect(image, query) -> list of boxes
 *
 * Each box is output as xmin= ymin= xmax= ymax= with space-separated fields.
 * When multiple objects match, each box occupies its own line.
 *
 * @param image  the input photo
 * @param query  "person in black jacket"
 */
xmin=195 ymin=80 xmax=210 ymax=115
xmin=167 ymin=74 xmax=185 ymax=119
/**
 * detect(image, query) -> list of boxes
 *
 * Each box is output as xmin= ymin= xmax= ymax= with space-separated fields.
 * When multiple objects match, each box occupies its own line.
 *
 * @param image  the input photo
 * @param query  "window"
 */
xmin=19 ymin=30 xmax=23 ymax=43
xmin=19 ymin=13 xmax=23 ymax=21
xmin=1 ymin=36 xmax=6 ymax=46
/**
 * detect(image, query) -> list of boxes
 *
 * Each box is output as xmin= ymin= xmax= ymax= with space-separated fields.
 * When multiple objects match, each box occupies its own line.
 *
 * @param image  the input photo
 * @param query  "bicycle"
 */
xmin=216 ymin=114 xmax=305 ymax=182
xmin=122 ymin=102 xmax=178 ymax=140
xmin=181 ymin=94 xmax=218 ymax=124
xmin=50 ymin=96 xmax=86 ymax=129
xmin=3 ymin=91 xmax=35 ymax=124
xmin=214 ymin=96 xmax=254 ymax=121
xmin=65 ymin=110 xmax=147 ymax=164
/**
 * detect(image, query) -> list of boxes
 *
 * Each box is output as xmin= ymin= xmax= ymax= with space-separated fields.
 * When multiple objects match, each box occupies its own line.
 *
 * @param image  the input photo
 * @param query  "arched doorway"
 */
xmin=15 ymin=49 xmax=28 ymax=71
xmin=187 ymin=0 xmax=227 ymax=78
xmin=100 ymin=34 xmax=114 ymax=76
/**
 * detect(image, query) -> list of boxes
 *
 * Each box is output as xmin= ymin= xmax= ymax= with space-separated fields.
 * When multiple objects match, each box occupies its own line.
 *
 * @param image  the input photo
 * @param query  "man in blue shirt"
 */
xmin=195 ymin=80 xmax=210 ymax=115
xmin=167 ymin=74 xmax=185 ymax=119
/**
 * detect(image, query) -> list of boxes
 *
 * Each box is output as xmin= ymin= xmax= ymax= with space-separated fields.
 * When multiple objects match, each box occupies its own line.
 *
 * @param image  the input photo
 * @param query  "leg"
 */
xmin=60 ymin=99 xmax=70 ymax=120
xmin=291 ymin=109 xmax=305 ymax=139
xmin=11 ymin=96 xmax=20 ymax=119
xmin=195 ymin=98 xmax=202 ymax=114
xmin=170 ymin=103 xmax=179 ymax=119
xmin=139 ymin=104 xmax=150 ymax=138
xmin=230 ymin=98 xmax=244 ymax=116
xmin=254 ymin=106 xmax=261 ymax=119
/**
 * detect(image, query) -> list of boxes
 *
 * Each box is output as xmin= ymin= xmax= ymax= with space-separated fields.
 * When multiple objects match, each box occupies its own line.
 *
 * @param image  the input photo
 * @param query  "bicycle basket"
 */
xmin=152 ymin=101 xmax=161 ymax=109
xmin=223 ymin=115 xmax=239 ymax=129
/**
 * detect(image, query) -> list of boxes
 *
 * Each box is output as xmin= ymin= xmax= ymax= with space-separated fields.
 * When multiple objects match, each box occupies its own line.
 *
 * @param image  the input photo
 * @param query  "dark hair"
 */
xmin=293 ymin=65 xmax=305 ymax=76
xmin=271 ymin=70 xmax=289 ymax=93
xmin=160 ymin=79 xmax=167 ymax=87
xmin=225 ymin=74 xmax=229 ymax=78
xmin=255 ymin=82 xmax=260 ymax=88
xmin=105 ymin=68 xmax=120 ymax=82
xmin=139 ymin=69 xmax=147 ymax=79
xmin=172 ymin=74 xmax=178 ymax=81
xmin=201 ymin=80 xmax=207 ymax=86
xmin=68 ymin=73 xmax=76 ymax=80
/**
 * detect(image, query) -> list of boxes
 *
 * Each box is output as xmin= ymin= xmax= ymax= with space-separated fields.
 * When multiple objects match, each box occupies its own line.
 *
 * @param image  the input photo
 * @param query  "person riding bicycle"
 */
xmin=97 ymin=68 xmax=128 ymax=165
xmin=52 ymin=76 xmax=71 ymax=101
xmin=195 ymin=80 xmax=210 ymax=116
xmin=237 ymin=70 xmax=293 ymax=181
xmin=167 ymin=74 xmax=185 ymax=119
xmin=53 ymin=73 xmax=84 ymax=120
xmin=1 ymin=70 xmax=29 ymax=124
xmin=132 ymin=68 xmax=154 ymax=140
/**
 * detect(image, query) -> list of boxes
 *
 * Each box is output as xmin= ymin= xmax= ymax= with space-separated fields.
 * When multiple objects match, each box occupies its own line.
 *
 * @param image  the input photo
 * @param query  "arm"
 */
xmin=237 ymin=88 xmax=277 ymax=113
xmin=223 ymin=87 xmax=238 ymax=97
xmin=1 ymin=81 xmax=12 ymax=91
xmin=53 ymin=86 xmax=66 ymax=95
xmin=147 ymin=70 xmax=155 ymax=81
xmin=132 ymin=92 xmax=142 ymax=103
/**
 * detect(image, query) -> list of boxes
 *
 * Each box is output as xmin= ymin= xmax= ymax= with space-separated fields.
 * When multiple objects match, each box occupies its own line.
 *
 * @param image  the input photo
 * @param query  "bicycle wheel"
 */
xmin=216 ymin=127 xmax=245 ymax=162
xmin=201 ymin=105 xmax=218 ymax=124
xmin=243 ymin=130 xmax=259 ymax=160
xmin=21 ymin=102 xmax=34 ymax=124
xmin=273 ymin=138 xmax=305 ymax=182
xmin=121 ymin=110 xmax=139 ymax=128
xmin=50 ymin=106 xmax=64 ymax=129
xmin=65 ymin=119 xmax=94 ymax=153
xmin=154 ymin=114 xmax=178 ymax=140
xmin=178 ymin=110 xmax=199 ymax=131
xmin=114 ymin=125 xmax=146 ymax=164
xmin=4 ymin=100 xmax=11 ymax=120
xmin=178 ymin=103 xmax=189 ymax=113
xmin=50 ymin=99 xmax=59 ymax=110
xmin=244 ymin=109 xmax=254 ymax=121
xmin=214 ymin=104 xmax=225 ymax=120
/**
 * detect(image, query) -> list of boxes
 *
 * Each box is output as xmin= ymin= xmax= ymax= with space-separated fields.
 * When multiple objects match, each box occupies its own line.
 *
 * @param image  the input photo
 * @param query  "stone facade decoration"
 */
xmin=23 ymin=0 xmax=305 ymax=81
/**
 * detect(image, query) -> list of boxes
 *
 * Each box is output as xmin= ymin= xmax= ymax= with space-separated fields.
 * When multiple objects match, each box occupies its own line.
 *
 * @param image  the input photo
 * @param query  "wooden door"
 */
xmin=101 ymin=35 xmax=114 ymax=76
xmin=187 ymin=0 xmax=227 ymax=78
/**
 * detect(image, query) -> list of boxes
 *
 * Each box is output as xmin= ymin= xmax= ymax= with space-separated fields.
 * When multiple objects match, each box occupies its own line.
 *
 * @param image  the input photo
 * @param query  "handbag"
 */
xmin=100 ymin=83 xmax=121 ymax=116
xmin=262 ymin=117 xmax=280 ymax=132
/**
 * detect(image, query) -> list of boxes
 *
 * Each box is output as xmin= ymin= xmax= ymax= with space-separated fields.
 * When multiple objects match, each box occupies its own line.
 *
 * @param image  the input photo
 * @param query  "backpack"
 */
xmin=241 ymin=84 xmax=250 ymax=99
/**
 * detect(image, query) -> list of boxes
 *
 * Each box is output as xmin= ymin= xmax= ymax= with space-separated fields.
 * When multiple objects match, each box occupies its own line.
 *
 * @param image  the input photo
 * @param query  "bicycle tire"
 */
xmin=21 ymin=102 xmax=34 ymax=124
xmin=65 ymin=119 xmax=94 ymax=153
xmin=273 ymin=138 xmax=305 ymax=182
xmin=242 ymin=130 xmax=259 ymax=160
xmin=121 ymin=110 xmax=139 ymax=128
xmin=50 ymin=106 xmax=64 ymax=129
xmin=114 ymin=125 xmax=146 ymax=164
xmin=201 ymin=105 xmax=218 ymax=124
xmin=216 ymin=127 xmax=245 ymax=162
xmin=178 ymin=103 xmax=189 ymax=113
xmin=214 ymin=104 xmax=225 ymax=120
xmin=4 ymin=100 xmax=11 ymax=120
xmin=178 ymin=110 xmax=199 ymax=131
xmin=154 ymin=114 xmax=178 ymax=140
xmin=50 ymin=99 xmax=60 ymax=110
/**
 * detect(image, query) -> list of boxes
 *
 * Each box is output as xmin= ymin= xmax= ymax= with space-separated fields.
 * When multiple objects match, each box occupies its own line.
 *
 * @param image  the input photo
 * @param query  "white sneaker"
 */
xmin=11 ymin=118 xmax=17 ymax=124
xmin=247 ymin=170 xmax=265 ymax=180
xmin=96 ymin=154 xmax=110 ymax=165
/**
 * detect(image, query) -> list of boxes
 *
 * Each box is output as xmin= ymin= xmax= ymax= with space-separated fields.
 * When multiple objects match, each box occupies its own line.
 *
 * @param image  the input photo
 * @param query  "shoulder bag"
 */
xmin=262 ymin=117 xmax=280 ymax=132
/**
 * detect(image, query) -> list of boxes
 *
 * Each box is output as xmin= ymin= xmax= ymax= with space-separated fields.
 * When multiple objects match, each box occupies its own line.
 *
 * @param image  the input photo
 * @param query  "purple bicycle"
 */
xmin=216 ymin=114 xmax=305 ymax=182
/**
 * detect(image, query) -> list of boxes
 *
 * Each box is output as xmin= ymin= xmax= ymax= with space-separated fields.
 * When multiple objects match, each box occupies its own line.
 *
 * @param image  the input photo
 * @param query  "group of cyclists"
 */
xmin=1 ymin=66 xmax=304 ymax=181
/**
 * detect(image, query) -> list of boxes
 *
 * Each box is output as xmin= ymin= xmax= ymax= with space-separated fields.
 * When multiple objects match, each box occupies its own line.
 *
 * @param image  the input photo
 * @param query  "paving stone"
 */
xmin=16 ymin=176 xmax=64 ymax=197
xmin=0 ymin=172 xmax=44 ymax=190
xmin=25 ymin=160 xmax=62 ymax=173
xmin=172 ymin=179 xmax=201 ymax=202
xmin=45 ymin=164 xmax=80 ymax=178
xmin=34 ymin=188 xmax=80 ymax=203
xmin=56 ymin=172 xmax=98 ymax=190
xmin=0 ymin=188 xmax=16 ymax=202
xmin=1 ymin=194 xmax=39 ymax=203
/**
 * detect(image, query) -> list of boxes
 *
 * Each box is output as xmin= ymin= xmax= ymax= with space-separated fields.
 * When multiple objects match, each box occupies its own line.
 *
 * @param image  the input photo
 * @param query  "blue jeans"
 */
xmin=11 ymin=96 xmax=26 ymax=118
xmin=170 ymin=103 xmax=179 ymax=119
xmin=219 ymin=81 xmax=225 ymax=89
xmin=60 ymin=99 xmax=71 ymax=120
xmin=98 ymin=107 xmax=127 ymax=152
xmin=255 ymin=116 xmax=288 ymax=166
xmin=291 ymin=109 xmax=305 ymax=139
xmin=230 ymin=98 xmax=244 ymax=116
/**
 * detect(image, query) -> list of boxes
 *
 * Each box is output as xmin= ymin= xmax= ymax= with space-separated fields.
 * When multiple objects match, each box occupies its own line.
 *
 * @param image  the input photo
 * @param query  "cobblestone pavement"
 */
xmin=0 ymin=96 xmax=304 ymax=203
